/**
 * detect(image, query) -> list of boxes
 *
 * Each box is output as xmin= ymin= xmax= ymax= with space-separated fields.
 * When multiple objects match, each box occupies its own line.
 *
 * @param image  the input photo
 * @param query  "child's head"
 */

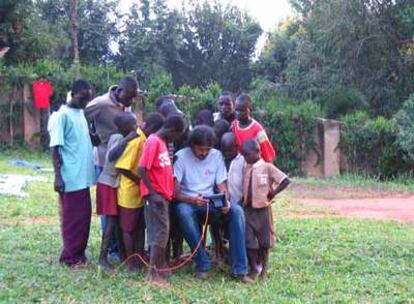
xmin=114 ymin=112 xmax=137 ymax=137
xmin=220 ymin=132 xmax=238 ymax=163
xmin=161 ymin=114 xmax=187 ymax=142
xmin=70 ymin=79 xmax=92 ymax=109
xmin=213 ymin=119 xmax=230 ymax=144
xmin=142 ymin=112 xmax=164 ymax=137
xmin=115 ymin=76 xmax=138 ymax=107
xmin=217 ymin=92 xmax=234 ymax=119
xmin=188 ymin=125 xmax=217 ymax=160
xmin=155 ymin=96 xmax=182 ymax=117
xmin=194 ymin=109 xmax=214 ymax=127
xmin=235 ymin=94 xmax=252 ymax=124
xmin=241 ymin=139 xmax=261 ymax=164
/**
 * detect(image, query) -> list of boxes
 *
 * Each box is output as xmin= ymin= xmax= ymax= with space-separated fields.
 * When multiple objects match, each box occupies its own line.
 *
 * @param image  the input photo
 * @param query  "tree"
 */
xmin=117 ymin=0 xmax=183 ymax=85
xmin=118 ymin=0 xmax=262 ymax=91
xmin=70 ymin=0 xmax=79 ymax=62
xmin=255 ymin=0 xmax=414 ymax=117
xmin=0 ymin=0 xmax=63 ymax=65
xmin=254 ymin=17 xmax=299 ymax=83
xmin=177 ymin=1 xmax=262 ymax=91
xmin=36 ymin=0 xmax=119 ymax=64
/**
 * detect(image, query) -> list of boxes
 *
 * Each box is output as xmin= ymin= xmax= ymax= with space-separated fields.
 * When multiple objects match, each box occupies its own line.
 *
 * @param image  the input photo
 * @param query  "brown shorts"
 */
xmin=245 ymin=206 xmax=275 ymax=249
xmin=118 ymin=206 xmax=145 ymax=233
xmin=144 ymin=195 xmax=170 ymax=248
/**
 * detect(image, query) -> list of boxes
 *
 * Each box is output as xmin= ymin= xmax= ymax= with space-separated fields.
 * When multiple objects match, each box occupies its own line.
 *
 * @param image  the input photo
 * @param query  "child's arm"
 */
xmin=138 ymin=167 xmax=163 ymax=202
xmin=108 ymin=131 xmax=139 ymax=162
xmin=49 ymin=112 xmax=65 ymax=193
xmin=51 ymin=147 xmax=65 ymax=193
xmin=118 ymin=169 xmax=140 ymax=185
xmin=256 ymin=124 xmax=276 ymax=162
xmin=216 ymin=181 xmax=230 ymax=214
xmin=268 ymin=178 xmax=290 ymax=201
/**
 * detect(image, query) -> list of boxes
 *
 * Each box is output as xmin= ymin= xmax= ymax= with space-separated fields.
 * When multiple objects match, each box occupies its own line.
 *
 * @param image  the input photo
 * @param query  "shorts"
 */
xmin=96 ymin=183 xmax=118 ymax=216
xmin=245 ymin=206 xmax=275 ymax=249
xmin=144 ymin=195 xmax=170 ymax=248
xmin=118 ymin=206 xmax=145 ymax=233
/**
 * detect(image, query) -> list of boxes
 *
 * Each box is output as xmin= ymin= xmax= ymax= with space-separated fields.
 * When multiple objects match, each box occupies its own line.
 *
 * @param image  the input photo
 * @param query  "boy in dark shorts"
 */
xmin=241 ymin=140 xmax=290 ymax=280
xmin=138 ymin=114 xmax=187 ymax=286
xmin=114 ymin=112 xmax=164 ymax=272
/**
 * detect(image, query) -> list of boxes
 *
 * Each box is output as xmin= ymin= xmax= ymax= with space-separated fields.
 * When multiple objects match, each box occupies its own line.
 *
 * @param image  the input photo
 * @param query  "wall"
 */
xmin=302 ymin=118 xmax=341 ymax=178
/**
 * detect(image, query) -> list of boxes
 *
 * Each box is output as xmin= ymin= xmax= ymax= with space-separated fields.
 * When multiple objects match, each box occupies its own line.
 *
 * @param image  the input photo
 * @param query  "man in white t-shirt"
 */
xmin=173 ymin=126 xmax=251 ymax=283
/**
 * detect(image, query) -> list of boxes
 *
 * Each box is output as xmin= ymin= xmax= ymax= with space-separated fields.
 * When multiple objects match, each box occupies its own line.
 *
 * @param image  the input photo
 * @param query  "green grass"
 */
xmin=294 ymin=173 xmax=414 ymax=194
xmin=1 ymin=151 xmax=414 ymax=303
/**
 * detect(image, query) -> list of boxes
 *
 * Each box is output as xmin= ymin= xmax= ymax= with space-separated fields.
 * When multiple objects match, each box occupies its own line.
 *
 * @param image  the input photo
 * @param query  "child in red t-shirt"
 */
xmin=232 ymin=94 xmax=276 ymax=162
xmin=138 ymin=114 xmax=187 ymax=286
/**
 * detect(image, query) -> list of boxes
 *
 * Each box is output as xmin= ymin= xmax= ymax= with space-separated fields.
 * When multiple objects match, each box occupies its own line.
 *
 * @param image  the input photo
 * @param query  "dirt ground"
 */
xmin=289 ymin=183 xmax=414 ymax=223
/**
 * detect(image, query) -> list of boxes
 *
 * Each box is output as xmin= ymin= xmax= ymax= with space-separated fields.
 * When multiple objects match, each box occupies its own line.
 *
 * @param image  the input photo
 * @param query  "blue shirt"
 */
xmin=174 ymin=147 xmax=227 ymax=197
xmin=49 ymin=105 xmax=96 ymax=192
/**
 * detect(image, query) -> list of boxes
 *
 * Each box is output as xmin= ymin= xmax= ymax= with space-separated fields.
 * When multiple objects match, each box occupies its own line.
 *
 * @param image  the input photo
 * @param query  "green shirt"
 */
xmin=49 ymin=105 xmax=96 ymax=192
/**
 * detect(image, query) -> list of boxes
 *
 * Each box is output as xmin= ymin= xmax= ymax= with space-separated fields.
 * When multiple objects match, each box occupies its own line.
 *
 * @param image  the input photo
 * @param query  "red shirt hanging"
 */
xmin=32 ymin=80 xmax=52 ymax=108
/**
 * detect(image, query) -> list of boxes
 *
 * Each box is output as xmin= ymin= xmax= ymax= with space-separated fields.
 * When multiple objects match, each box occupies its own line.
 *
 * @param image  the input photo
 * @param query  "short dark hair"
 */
xmin=236 ymin=93 xmax=252 ymax=106
xmin=155 ymin=96 xmax=174 ymax=111
xmin=188 ymin=125 xmax=217 ymax=147
xmin=72 ymin=79 xmax=91 ymax=95
xmin=195 ymin=109 xmax=214 ymax=127
xmin=164 ymin=114 xmax=187 ymax=133
xmin=114 ymin=112 xmax=136 ymax=129
xmin=213 ymin=119 xmax=230 ymax=135
xmin=219 ymin=91 xmax=234 ymax=103
xmin=242 ymin=139 xmax=259 ymax=154
xmin=119 ymin=76 xmax=138 ymax=93
xmin=159 ymin=102 xmax=180 ymax=117
xmin=221 ymin=132 xmax=237 ymax=147
xmin=144 ymin=112 xmax=164 ymax=132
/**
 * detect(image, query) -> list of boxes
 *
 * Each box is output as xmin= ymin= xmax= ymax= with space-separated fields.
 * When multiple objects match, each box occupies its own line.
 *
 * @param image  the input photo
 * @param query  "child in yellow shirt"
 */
xmin=115 ymin=112 xmax=164 ymax=272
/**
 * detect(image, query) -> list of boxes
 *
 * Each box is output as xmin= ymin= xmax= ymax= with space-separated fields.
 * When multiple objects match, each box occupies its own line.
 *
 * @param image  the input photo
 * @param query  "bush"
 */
xmin=248 ymin=81 xmax=324 ymax=174
xmin=318 ymin=86 xmax=368 ymax=119
xmin=1 ymin=60 xmax=125 ymax=107
xmin=394 ymin=94 xmax=414 ymax=160
xmin=176 ymin=83 xmax=221 ymax=122
xmin=340 ymin=111 xmax=413 ymax=178
xmin=145 ymin=73 xmax=175 ymax=109
xmin=261 ymin=100 xmax=323 ymax=174
xmin=144 ymin=73 xmax=221 ymax=123
xmin=250 ymin=78 xmax=296 ymax=111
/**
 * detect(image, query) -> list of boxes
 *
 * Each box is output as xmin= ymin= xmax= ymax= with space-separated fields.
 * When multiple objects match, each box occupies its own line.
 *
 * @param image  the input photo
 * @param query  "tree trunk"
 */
xmin=70 ymin=0 xmax=80 ymax=63
xmin=9 ymin=86 xmax=17 ymax=148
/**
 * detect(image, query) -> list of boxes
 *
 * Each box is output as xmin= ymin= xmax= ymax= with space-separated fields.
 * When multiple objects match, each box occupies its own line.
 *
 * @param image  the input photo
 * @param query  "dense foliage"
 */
xmin=256 ymin=0 xmax=414 ymax=117
xmin=1 ymin=0 xmax=413 ymax=176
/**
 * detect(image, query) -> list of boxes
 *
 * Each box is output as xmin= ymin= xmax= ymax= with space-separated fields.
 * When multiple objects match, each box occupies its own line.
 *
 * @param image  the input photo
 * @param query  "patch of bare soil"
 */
xmin=285 ymin=183 xmax=414 ymax=222
xmin=289 ymin=183 xmax=412 ymax=200
xmin=297 ymin=196 xmax=414 ymax=222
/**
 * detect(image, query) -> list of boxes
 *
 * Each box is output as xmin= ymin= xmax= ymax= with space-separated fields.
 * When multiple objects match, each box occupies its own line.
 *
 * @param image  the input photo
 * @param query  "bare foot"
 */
xmin=145 ymin=273 xmax=170 ymax=287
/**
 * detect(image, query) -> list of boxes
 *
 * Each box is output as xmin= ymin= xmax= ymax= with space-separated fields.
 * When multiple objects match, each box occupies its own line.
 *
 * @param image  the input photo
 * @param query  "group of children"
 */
xmin=49 ymin=78 xmax=289 ymax=286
